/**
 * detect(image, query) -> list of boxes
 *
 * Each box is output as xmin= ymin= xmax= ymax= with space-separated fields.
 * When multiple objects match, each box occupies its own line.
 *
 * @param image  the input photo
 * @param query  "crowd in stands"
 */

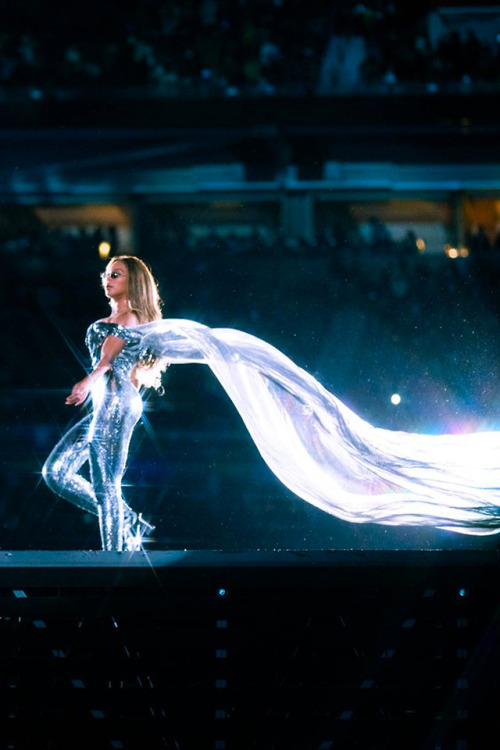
xmin=2 ymin=209 xmax=500 ymax=404
xmin=1 ymin=1 xmax=500 ymax=99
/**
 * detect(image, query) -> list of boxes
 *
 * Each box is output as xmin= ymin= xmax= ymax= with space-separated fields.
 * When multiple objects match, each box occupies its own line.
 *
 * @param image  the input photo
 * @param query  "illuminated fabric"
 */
xmin=44 ymin=319 xmax=500 ymax=548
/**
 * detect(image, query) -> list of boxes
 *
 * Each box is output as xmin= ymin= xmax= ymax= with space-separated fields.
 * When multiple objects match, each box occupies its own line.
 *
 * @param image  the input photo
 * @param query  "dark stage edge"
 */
xmin=0 ymin=547 xmax=498 ymax=587
xmin=0 ymin=549 xmax=500 ymax=584
xmin=4 ymin=546 xmax=500 ymax=602
xmin=1 ymin=547 xmax=500 ymax=567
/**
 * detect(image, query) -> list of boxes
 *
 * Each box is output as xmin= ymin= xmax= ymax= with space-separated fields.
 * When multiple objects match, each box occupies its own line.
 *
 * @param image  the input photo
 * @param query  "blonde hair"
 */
xmin=108 ymin=255 xmax=162 ymax=323
xmin=108 ymin=255 xmax=167 ymax=390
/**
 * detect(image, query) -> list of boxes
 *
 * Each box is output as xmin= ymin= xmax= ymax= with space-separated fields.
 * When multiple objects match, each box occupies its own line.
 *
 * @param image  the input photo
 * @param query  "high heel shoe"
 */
xmin=123 ymin=513 xmax=155 ymax=552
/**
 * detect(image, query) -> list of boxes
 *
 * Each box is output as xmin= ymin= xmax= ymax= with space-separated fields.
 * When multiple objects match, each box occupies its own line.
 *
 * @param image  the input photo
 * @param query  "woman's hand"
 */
xmin=66 ymin=377 xmax=91 ymax=406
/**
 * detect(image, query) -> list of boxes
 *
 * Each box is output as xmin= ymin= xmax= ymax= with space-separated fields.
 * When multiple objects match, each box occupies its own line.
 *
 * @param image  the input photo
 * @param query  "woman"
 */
xmin=44 ymin=256 xmax=500 ymax=549
xmin=43 ymin=255 xmax=162 ymax=551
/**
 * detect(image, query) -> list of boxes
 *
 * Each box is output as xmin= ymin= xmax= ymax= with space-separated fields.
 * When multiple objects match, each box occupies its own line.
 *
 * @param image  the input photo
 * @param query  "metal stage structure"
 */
xmin=0 ymin=549 xmax=498 ymax=749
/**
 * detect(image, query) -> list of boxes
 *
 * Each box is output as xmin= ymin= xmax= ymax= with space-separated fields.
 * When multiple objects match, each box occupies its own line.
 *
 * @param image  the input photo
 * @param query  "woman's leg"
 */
xmin=42 ymin=416 xmax=98 ymax=515
xmin=88 ymin=441 xmax=125 ymax=551
xmin=88 ymin=392 xmax=143 ymax=551
xmin=43 ymin=414 xmax=139 ymax=548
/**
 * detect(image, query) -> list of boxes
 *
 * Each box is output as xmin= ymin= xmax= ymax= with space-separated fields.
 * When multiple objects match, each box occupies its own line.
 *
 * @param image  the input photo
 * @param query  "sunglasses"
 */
xmin=100 ymin=271 xmax=127 ymax=280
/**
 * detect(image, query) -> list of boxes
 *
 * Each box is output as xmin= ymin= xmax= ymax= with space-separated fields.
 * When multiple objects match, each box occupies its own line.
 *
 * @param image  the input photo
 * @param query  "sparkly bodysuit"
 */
xmin=43 ymin=322 xmax=145 ymax=550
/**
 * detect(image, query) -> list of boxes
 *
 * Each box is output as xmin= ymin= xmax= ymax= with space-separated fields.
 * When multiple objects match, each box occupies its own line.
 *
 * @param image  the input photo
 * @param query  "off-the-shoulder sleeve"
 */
xmin=85 ymin=322 xmax=145 ymax=367
xmin=89 ymin=321 xmax=143 ymax=345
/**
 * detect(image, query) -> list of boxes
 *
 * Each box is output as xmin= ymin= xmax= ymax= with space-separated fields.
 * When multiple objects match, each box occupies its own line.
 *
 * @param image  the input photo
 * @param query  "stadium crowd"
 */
xmin=1 ymin=1 xmax=499 ymax=98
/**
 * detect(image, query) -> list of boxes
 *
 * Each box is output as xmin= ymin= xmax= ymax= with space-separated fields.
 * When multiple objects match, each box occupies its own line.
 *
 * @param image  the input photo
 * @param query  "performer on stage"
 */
xmin=43 ymin=256 xmax=163 ymax=551
xmin=43 ymin=255 xmax=500 ymax=551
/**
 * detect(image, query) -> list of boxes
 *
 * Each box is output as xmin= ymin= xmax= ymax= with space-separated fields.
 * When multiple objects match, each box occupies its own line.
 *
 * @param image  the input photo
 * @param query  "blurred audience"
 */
xmin=2 ymin=206 xmax=500 ymax=404
xmin=0 ymin=1 xmax=499 ymax=99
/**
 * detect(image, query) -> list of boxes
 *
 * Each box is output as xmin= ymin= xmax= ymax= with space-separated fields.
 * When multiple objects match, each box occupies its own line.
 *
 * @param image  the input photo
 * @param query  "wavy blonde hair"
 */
xmin=107 ymin=255 xmax=167 ymax=390
xmin=107 ymin=255 xmax=162 ymax=323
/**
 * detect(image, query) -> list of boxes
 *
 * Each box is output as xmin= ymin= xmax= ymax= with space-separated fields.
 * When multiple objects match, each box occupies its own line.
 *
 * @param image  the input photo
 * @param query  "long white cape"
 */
xmin=132 ymin=318 xmax=500 ymax=536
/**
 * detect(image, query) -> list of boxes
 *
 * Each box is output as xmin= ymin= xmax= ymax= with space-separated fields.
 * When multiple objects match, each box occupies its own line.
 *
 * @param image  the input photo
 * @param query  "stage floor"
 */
xmin=0 ymin=547 xmax=498 ymax=587
xmin=1 ymin=547 xmax=499 ymax=566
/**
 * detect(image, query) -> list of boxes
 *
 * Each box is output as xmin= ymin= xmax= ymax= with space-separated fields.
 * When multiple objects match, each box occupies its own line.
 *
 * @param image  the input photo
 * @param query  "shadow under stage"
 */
xmin=0 ymin=549 xmax=499 ymax=749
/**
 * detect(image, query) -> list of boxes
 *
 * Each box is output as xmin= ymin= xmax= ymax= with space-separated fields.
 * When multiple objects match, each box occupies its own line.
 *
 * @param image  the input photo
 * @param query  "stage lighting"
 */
xmin=99 ymin=241 xmax=111 ymax=259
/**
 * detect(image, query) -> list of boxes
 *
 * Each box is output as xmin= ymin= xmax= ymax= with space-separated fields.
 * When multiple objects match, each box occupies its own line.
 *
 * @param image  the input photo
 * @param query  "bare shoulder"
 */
xmin=112 ymin=312 xmax=140 ymax=327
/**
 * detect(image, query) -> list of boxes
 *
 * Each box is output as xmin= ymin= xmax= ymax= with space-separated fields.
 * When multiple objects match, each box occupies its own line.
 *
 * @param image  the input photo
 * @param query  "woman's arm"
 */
xmin=65 ymin=334 xmax=128 ymax=406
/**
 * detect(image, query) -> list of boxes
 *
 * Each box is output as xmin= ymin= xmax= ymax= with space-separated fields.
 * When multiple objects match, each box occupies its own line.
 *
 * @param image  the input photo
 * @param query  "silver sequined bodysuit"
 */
xmin=43 ymin=322 xmax=144 ymax=550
